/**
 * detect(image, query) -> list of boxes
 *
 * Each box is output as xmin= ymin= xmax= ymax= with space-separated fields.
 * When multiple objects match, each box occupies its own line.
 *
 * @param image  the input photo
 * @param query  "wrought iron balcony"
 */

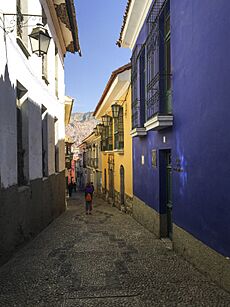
xmin=101 ymin=138 xmax=113 ymax=152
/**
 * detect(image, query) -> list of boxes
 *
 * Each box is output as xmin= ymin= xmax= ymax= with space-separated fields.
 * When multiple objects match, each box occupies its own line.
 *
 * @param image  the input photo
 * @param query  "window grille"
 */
xmin=131 ymin=45 xmax=142 ymax=129
xmin=145 ymin=0 xmax=171 ymax=119
xmin=114 ymin=108 xmax=124 ymax=150
xmin=147 ymin=0 xmax=166 ymax=33
xmin=83 ymin=151 xmax=86 ymax=168
xmin=130 ymin=0 xmax=172 ymax=128
xmin=163 ymin=8 xmax=172 ymax=114
xmin=101 ymin=126 xmax=107 ymax=151
xmin=145 ymin=21 xmax=160 ymax=120
xmin=101 ymin=117 xmax=113 ymax=151
xmin=139 ymin=46 xmax=146 ymax=124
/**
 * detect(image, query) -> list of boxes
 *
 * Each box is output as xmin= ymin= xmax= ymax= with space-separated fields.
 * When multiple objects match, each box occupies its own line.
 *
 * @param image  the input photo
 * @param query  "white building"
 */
xmin=0 ymin=0 xmax=80 ymax=264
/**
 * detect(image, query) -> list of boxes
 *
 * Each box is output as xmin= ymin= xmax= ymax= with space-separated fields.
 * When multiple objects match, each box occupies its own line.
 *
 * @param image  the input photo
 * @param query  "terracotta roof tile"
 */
xmin=116 ymin=0 xmax=132 ymax=47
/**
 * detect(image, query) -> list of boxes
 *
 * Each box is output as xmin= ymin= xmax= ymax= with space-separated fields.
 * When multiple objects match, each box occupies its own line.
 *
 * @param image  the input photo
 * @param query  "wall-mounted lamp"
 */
xmin=111 ymin=103 xmax=121 ymax=118
xmin=29 ymin=23 xmax=51 ymax=57
xmin=96 ymin=123 xmax=104 ymax=135
xmin=2 ymin=13 xmax=51 ymax=57
xmin=102 ymin=115 xmax=111 ymax=127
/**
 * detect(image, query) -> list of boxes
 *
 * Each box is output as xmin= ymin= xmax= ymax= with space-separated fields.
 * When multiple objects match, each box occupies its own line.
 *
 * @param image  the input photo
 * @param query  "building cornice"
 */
xmin=47 ymin=0 xmax=81 ymax=56
xmin=65 ymin=0 xmax=81 ymax=55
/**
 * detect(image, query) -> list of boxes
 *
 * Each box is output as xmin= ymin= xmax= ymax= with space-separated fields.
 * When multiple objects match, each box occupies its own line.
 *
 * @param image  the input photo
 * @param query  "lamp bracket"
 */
xmin=1 ymin=13 xmax=43 ymax=34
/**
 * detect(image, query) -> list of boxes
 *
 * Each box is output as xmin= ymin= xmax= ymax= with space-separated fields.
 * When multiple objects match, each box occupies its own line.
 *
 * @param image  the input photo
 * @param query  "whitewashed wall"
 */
xmin=0 ymin=0 xmax=66 ymax=188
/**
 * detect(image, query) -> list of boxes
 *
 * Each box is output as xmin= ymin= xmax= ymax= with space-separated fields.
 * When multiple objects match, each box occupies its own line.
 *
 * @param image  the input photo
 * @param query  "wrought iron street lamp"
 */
xmin=29 ymin=23 xmax=51 ymax=57
xmin=96 ymin=123 xmax=104 ymax=135
xmin=102 ymin=115 xmax=111 ymax=127
xmin=111 ymin=103 xmax=120 ymax=118
xmin=2 ymin=13 xmax=52 ymax=57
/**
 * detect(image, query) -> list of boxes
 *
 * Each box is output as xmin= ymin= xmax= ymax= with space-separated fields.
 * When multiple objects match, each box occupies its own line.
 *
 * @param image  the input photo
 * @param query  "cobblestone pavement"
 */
xmin=0 ymin=193 xmax=230 ymax=307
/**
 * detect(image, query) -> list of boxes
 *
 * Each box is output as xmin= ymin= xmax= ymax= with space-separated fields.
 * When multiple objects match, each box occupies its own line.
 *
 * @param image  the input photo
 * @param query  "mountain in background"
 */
xmin=65 ymin=112 xmax=98 ymax=152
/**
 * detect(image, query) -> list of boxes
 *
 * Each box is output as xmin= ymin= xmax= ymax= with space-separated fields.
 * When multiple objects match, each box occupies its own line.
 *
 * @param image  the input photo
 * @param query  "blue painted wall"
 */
xmin=133 ymin=0 xmax=230 ymax=256
xmin=133 ymin=130 xmax=172 ymax=213
xmin=171 ymin=0 xmax=230 ymax=256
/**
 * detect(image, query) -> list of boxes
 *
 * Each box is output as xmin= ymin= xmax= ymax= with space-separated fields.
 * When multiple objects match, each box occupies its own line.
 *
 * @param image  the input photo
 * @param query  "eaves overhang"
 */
xmin=50 ymin=0 xmax=81 ymax=55
xmin=78 ymin=142 xmax=86 ymax=149
xmin=81 ymin=132 xmax=95 ymax=144
xmin=64 ymin=95 xmax=74 ymax=126
xmin=93 ymin=63 xmax=131 ymax=119
xmin=116 ymin=0 xmax=152 ymax=50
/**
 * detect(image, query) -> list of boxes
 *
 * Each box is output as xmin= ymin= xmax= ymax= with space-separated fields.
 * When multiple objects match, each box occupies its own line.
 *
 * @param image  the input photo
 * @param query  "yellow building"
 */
xmin=94 ymin=63 xmax=132 ymax=210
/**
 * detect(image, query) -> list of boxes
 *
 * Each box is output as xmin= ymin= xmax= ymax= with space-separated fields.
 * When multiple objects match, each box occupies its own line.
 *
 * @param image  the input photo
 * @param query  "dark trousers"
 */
xmin=68 ymin=186 xmax=73 ymax=197
xmin=85 ymin=201 xmax=92 ymax=211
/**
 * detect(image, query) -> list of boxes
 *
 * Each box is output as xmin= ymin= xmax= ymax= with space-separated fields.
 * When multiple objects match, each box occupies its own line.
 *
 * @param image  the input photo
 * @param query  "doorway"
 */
xmin=159 ymin=149 xmax=172 ymax=239
xmin=109 ymin=168 xmax=114 ymax=199
xmin=120 ymin=165 xmax=125 ymax=205
xmin=108 ymin=155 xmax=114 ymax=200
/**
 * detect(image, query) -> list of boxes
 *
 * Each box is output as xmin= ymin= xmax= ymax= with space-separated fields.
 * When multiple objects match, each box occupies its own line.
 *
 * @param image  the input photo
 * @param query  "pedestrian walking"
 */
xmin=85 ymin=182 xmax=93 ymax=214
xmin=90 ymin=182 xmax=94 ymax=196
xmin=73 ymin=180 xmax=77 ymax=192
xmin=68 ymin=177 xmax=74 ymax=197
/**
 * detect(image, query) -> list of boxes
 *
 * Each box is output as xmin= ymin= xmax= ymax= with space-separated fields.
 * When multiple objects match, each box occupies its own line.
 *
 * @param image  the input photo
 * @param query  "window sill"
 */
xmin=16 ymin=37 xmax=30 ymax=59
xmin=130 ymin=127 xmax=147 ymax=137
xmin=113 ymin=149 xmax=124 ymax=155
xmin=144 ymin=114 xmax=173 ymax=131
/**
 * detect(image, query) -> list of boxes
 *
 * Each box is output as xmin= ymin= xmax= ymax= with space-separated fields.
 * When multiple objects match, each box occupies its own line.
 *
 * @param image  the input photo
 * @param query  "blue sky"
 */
xmin=65 ymin=0 xmax=131 ymax=113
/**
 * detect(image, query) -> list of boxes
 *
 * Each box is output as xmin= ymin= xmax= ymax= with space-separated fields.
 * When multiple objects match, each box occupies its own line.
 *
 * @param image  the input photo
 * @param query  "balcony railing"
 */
xmin=101 ymin=138 xmax=113 ymax=152
xmin=85 ymin=157 xmax=99 ymax=169
xmin=146 ymin=72 xmax=160 ymax=120
xmin=132 ymin=99 xmax=141 ymax=129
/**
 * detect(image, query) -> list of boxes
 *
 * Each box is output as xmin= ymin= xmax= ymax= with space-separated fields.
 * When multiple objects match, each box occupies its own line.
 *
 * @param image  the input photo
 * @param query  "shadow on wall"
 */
xmin=0 ymin=64 xmax=16 ymax=189
xmin=0 ymin=64 xmax=66 ymax=266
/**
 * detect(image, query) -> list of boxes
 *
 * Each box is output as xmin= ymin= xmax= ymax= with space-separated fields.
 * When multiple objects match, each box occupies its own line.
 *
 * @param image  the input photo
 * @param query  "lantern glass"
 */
xmin=39 ymin=31 xmax=51 ymax=54
xmin=29 ymin=24 xmax=51 ymax=56
xmin=111 ymin=103 xmax=120 ymax=118
xmin=102 ymin=115 xmax=111 ymax=127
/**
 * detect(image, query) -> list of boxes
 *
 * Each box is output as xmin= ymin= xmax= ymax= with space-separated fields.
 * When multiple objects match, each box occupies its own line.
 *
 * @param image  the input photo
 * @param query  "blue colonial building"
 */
xmin=117 ymin=0 xmax=230 ymax=291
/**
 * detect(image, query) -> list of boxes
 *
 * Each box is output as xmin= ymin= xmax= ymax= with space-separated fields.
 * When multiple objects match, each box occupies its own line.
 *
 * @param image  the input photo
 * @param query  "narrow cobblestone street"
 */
xmin=0 ymin=193 xmax=230 ymax=307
